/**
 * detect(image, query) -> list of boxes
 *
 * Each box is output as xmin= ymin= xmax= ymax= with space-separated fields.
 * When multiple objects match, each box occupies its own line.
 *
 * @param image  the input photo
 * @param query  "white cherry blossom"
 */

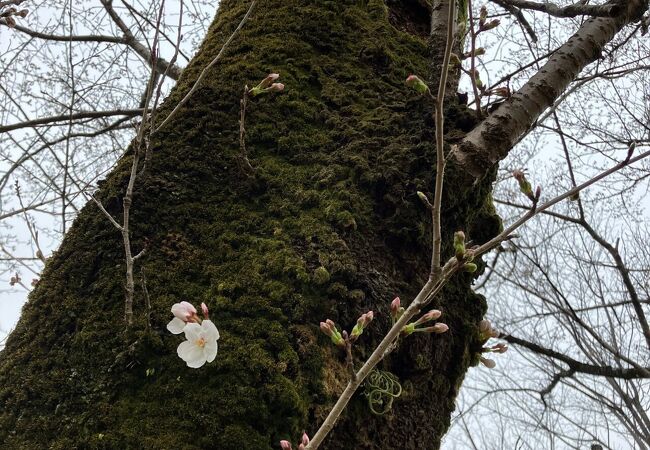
xmin=177 ymin=320 xmax=220 ymax=368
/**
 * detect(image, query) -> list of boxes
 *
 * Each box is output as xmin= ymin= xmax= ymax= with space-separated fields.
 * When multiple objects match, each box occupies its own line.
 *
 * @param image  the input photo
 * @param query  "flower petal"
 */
xmin=177 ymin=340 xmax=203 ymax=363
xmin=166 ymin=317 xmax=186 ymax=334
xmin=204 ymin=339 xmax=218 ymax=363
xmin=183 ymin=322 xmax=202 ymax=342
xmin=201 ymin=320 xmax=220 ymax=340
xmin=186 ymin=353 xmax=207 ymax=368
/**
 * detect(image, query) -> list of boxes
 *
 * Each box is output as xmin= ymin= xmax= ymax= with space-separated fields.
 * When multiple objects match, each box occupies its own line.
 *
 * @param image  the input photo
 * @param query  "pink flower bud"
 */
xmin=479 ymin=319 xmax=491 ymax=333
xmin=480 ymin=356 xmax=496 ymax=368
xmin=491 ymin=343 xmax=508 ymax=354
xmin=298 ymin=445 xmax=305 ymax=450
xmin=267 ymin=82 xmax=285 ymax=93
xmin=301 ymin=432 xmax=310 ymax=445
xmin=414 ymin=309 xmax=442 ymax=325
xmin=259 ymin=73 xmax=280 ymax=89
xmin=390 ymin=297 xmax=401 ymax=319
xmin=419 ymin=323 xmax=449 ymax=334
xmin=171 ymin=301 xmax=197 ymax=321
xmin=481 ymin=19 xmax=500 ymax=31
xmin=201 ymin=302 xmax=209 ymax=319
xmin=405 ymin=74 xmax=429 ymax=94
xmin=320 ymin=321 xmax=333 ymax=337
xmin=431 ymin=323 xmax=449 ymax=334
xmin=280 ymin=440 xmax=292 ymax=450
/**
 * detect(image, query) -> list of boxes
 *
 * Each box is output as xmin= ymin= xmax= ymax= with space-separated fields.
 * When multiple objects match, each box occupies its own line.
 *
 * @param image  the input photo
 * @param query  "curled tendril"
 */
xmin=364 ymin=369 xmax=402 ymax=415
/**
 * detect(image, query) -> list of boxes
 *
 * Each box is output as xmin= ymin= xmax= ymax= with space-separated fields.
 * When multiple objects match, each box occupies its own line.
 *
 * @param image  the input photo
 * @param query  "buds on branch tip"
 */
xmin=280 ymin=440 xmax=292 ymax=450
xmin=351 ymin=311 xmax=374 ymax=342
xmin=480 ymin=356 xmax=496 ymax=368
xmin=249 ymin=73 xmax=285 ymax=97
xmin=320 ymin=319 xmax=345 ymax=348
xmin=479 ymin=6 xmax=488 ymax=25
xmin=390 ymin=297 xmax=404 ymax=324
xmin=479 ymin=19 xmax=500 ymax=32
xmin=405 ymin=74 xmax=430 ymax=94
xmin=478 ymin=319 xmax=499 ymax=341
xmin=402 ymin=310 xmax=448 ymax=336
xmin=487 ymin=343 xmax=508 ymax=354
xmin=414 ymin=309 xmax=442 ymax=326
xmin=0 ymin=7 xmax=28 ymax=28
xmin=464 ymin=262 xmax=477 ymax=273
xmin=512 ymin=169 xmax=540 ymax=204
xmin=454 ymin=231 xmax=466 ymax=259
xmin=9 ymin=272 xmax=20 ymax=286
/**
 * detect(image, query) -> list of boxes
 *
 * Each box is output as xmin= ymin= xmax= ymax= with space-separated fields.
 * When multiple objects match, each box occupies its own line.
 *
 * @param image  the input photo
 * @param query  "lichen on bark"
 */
xmin=0 ymin=0 xmax=499 ymax=449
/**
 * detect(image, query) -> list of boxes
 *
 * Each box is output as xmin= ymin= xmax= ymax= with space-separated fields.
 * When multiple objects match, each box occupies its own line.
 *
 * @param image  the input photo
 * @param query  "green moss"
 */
xmin=312 ymin=267 xmax=331 ymax=285
xmin=0 ymin=0 xmax=500 ymax=449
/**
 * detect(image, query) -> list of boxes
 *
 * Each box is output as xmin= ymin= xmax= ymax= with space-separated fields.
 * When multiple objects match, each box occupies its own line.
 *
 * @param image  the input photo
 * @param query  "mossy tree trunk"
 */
xmin=0 ymin=1 xmax=499 ymax=448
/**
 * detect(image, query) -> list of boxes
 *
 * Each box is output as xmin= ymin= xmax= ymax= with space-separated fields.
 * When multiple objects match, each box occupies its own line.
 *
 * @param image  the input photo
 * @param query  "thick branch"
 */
xmin=455 ymin=0 xmax=649 ymax=180
xmin=493 ymin=0 xmax=621 ymax=18
xmin=99 ymin=0 xmax=182 ymax=80
xmin=502 ymin=333 xmax=650 ymax=379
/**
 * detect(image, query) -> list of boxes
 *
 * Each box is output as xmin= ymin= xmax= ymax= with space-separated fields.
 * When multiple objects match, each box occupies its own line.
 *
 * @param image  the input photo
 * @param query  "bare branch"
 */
xmin=99 ymin=0 xmax=182 ymax=80
xmin=0 ymin=109 xmax=146 ymax=133
xmin=502 ymin=333 xmax=650 ymax=379
xmin=492 ymin=0 xmax=621 ymax=18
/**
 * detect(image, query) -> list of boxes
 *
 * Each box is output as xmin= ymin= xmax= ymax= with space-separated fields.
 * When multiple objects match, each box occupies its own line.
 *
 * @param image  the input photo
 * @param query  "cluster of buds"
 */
xmin=478 ymin=319 xmax=507 ymax=369
xmin=319 ymin=319 xmax=345 ymax=348
xmin=478 ymin=6 xmax=500 ymax=32
xmin=249 ymin=73 xmax=285 ymax=97
xmin=9 ymin=272 xmax=20 ymax=287
xmin=401 ymin=307 xmax=448 ymax=337
xmin=405 ymin=74 xmax=430 ymax=95
xmin=454 ymin=231 xmax=477 ymax=273
xmin=1 ymin=5 xmax=28 ymax=28
xmin=512 ymin=170 xmax=541 ymax=204
xmin=478 ymin=319 xmax=499 ymax=341
xmin=280 ymin=432 xmax=310 ymax=450
xmin=320 ymin=311 xmax=374 ymax=348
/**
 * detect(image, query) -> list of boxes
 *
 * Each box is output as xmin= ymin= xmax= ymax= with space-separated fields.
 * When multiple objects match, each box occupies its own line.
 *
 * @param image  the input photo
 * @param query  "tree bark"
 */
xmin=0 ymin=0 xmax=643 ymax=448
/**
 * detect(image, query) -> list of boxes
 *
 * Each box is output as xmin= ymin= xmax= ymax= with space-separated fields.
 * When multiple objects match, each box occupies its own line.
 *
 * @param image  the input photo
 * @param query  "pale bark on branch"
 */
xmin=455 ymin=0 xmax=649 ymax=180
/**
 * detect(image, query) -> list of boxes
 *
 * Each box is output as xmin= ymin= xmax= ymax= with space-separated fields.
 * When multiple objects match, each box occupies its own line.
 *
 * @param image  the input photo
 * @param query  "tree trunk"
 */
xmin=0 ymin=0 xmax=500 ymax=448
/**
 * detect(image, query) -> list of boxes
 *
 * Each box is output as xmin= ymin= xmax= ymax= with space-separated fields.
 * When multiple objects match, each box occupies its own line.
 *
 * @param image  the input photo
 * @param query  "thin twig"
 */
xmin=154 ymin=0 xmax=256 ymax=134
xmin=431 ymin=0 xmax=457 ymax=281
